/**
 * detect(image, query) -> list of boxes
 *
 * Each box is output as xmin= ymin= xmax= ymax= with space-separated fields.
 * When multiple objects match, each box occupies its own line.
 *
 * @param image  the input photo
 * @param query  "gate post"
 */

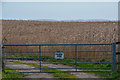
xmin=39 ymin=46 xmax=41 ymax=72
xmin=2 ymin=46 xmax=5 ymax=73
xmin=75 ymin=44 xmax=77 ymax=71
xmin=112 ymin=43 xmax=116 ymax=71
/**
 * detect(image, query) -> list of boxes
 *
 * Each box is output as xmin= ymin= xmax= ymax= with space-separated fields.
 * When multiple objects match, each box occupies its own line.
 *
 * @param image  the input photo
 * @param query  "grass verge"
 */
xmin=2 ymin=67 xmax=26 ymax=79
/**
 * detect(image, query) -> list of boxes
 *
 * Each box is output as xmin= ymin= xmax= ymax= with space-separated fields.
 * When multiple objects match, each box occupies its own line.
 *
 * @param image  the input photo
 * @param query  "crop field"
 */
xmin=2 ymin=20 xmax=118 ymax=44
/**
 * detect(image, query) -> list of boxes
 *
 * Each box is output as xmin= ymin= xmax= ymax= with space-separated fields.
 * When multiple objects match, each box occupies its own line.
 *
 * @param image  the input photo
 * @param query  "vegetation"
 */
xmin=2 ymin=67 xmax=26 ymax=79
xmin=95 ymin=64 xmax=120 ymax=79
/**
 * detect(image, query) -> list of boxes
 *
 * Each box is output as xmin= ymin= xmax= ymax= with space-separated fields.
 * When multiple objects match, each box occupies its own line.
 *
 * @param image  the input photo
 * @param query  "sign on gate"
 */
xmin=54 ymin=51 xmax=64 ymax=60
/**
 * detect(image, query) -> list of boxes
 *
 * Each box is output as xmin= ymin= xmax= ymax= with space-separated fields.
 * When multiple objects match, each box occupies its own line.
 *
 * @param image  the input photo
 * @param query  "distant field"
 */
xmin=2 ymin=20 xmax=118 ymax=44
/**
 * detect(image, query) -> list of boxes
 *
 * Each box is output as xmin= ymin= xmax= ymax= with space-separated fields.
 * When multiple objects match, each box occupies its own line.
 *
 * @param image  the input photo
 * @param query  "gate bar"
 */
xmin=5 ymin=67 xmax=112 ymax=70
xmin=3 ymin=43 xmax=112 ymax=46
xmin=5 ymin=50 xmax=112 ymax=53
xmin=11 ymin=70 xmax=112 ymax=73
xmin=6 ymin=62 xmax=112 ymax=65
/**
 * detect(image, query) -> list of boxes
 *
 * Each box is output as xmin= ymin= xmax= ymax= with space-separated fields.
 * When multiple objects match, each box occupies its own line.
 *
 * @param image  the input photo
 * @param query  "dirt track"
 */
xmin=6 ymin=60 xmax=99 ymax=78
xmin=6 ymin=60 xmax=53 ymax=78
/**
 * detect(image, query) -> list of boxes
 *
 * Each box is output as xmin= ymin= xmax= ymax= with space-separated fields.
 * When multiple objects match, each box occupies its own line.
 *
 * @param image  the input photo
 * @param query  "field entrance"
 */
xmin=3 ymin=43 xmax=116 ymax=73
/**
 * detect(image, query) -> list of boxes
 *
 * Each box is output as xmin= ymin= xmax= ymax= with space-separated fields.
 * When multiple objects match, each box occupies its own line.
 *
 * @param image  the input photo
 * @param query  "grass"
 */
xmin=13 ymin=61 xmax=76 ymax=79
xmin=7 ymin=56 xmax=120 ymax=79
xmin=43 ymin=58 xmax=120 ymax=79
xmin=94 ymin=64 xmax=120 ymax=79
xmin=28 ymin=64 xmax=76 ymax=79
xmin=13 ymin=61 xmax=23 ymax=64
xmin=2 ymin=67 xmax=26 ymax=79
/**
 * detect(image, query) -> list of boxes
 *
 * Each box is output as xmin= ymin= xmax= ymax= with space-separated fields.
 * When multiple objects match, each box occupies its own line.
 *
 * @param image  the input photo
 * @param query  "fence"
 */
xmin=2 ymin=43 xmax=116 ymax=73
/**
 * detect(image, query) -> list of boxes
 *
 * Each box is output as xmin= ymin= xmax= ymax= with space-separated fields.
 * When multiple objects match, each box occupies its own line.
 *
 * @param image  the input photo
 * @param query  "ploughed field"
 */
xmin=2 ymin=20 xmax=118 ymax=44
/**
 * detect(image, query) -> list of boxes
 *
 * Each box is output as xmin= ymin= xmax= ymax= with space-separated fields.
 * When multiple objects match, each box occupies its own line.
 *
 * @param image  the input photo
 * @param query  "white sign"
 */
xmin=54 ymin=51 xmax=64 ymax=60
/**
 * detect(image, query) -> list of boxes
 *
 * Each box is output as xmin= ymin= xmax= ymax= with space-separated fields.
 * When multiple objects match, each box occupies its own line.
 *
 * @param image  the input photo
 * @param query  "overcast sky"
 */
xmin=2 ymin=2 xmax=118 ymax=21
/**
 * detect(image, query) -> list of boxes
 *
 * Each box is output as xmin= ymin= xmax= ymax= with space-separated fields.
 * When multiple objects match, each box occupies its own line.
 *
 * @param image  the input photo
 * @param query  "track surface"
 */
xmin=6 ymin=60 xmax=99 ymax=78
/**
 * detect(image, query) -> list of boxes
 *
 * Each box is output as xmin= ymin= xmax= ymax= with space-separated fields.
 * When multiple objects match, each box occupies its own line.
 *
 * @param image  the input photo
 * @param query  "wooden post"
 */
xmin=0 ymin=45 xmax=2 ymax=74
xmin=118 ymin=51 xmax=120 ymax=64
xmin=2 ymin=46 xmax=5 ymax=73
xmin=116 ymin=42 xmax=120 ymax=64
xmin=118 ymin=46 xmax=120 ymax=72
xmin=116 ymin=42 xmax=120 ymax=72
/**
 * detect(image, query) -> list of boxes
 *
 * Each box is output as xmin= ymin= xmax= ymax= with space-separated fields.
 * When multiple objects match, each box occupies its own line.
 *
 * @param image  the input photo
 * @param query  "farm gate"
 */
xmin=2 ymin=43 xmax=116 ymax=73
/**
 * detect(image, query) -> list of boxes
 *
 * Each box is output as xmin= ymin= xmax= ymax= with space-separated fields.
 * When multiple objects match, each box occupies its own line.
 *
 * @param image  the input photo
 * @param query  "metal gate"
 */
xmin=2 ymin=43 xmax=116 ymax=73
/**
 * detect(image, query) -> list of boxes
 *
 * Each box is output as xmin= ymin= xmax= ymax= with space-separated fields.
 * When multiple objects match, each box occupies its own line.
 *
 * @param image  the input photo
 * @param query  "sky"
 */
xmin=2 ymin=2 xmax=118 ymax=21
xmin=1 ymin=0 xmax=119 ymax=2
